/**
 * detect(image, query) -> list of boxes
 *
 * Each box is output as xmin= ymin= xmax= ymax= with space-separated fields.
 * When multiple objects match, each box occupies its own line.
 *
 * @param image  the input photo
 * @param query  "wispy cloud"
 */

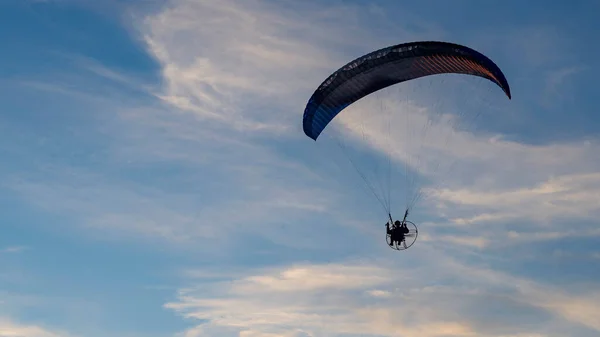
xmin=4 ymin=106 xmax=343 ymax=251
xmin=166 ymin=252 xmax=600 ymax=337
xmin=431 ymin=172 xmax=600 ymax=225
xmin=139 ymin=0 xmax=440 ymax=134
xmin=330 ymin=85 xmax=600 ymax=238
xmin=0 ymin=246 xmax=29 ymax=254
xmin=545 ymin=66 xmax=585 ymax=94
xmin=167 ymin=262 xmax=475 ymax=337
xmin=6 ymin=163 xmax=334 ymax=250
xmin=542 ymin=65 xmax=586 ymax=107
xmin=0 ymin=317 xmax=71 ymax=337
xmin=471 ymin=25 xmax=571 ymax=69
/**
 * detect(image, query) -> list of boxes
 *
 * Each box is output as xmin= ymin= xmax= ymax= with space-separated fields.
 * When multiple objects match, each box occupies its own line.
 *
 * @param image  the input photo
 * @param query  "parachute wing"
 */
xmin=302 ymin=41 xmax=511 ymax=141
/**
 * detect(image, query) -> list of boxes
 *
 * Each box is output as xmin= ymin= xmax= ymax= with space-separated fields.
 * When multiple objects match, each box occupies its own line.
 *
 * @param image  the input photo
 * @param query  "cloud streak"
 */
xmin=0 ymin=246 xmax=29 ymax=254
xmin=0 ymin=317 xmax=70 ymax=337
xmin=330 ymin=83 xmax=600 ymax=232
xmin=138 ymin=0 xmax=443 ymax=135
xmin=166 ymin=253 xmax=600 ymax=337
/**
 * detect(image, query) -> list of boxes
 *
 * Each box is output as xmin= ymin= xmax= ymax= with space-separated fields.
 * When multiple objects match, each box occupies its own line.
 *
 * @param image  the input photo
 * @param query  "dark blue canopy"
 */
xmin=302 ymin=41 xmax=511 ymax=140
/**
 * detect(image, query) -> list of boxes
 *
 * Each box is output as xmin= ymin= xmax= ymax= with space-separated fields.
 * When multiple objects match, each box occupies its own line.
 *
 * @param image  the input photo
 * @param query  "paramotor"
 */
xmin=302 ymin=41 xmax=511 ymax=250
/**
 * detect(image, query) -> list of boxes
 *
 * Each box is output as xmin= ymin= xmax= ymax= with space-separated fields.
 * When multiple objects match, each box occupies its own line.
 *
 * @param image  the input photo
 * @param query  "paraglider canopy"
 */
xmin=303 ymin=41 xmax=511 ymax=141
xmin=302 ymin=40 xmax=511 ymax=251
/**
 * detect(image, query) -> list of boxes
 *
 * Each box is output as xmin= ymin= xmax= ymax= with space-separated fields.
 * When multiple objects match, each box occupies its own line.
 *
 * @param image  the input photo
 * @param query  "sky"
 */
xmin=1 ymin=0 xmax=599 ymax=336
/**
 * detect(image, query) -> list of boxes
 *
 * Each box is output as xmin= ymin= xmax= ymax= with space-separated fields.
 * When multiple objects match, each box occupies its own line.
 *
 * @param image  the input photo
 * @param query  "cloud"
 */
xmin=431 ymin=172 xmax=600 ymax=225
xmin=545 ymin=66 xmax=585 ymax=94
xmin=3 ymin=79 xmax=353 ymax=252
xmin=541 ymin=65 xmax=586 ymax=107
xmin=0 ymin=246 xmax=29 ymax=254
xmin=325 ymin=82 xmax=600 ymax=235
xmin=167 ymin=262 xmax=475 ymax=337
xmin=5 ymin=152 xmax=337 ymax=251
xmin=467 ymin=268 xmax=600 ymax=332
xmin=471 ymin=25 xmax=571 ymax=69
xmin=166 ymin=253 xmax=600 ymax=337
xmin=427 ymin=235 xmax=490 ymax=249
xmin=140 ymin=0 xmax=342 ymax=131
xmin=336 ymin=97 xmax=600 ymax=250
xmin=0 ymin=317 xmax=70 ymax=337
xmin=138 ymin=0 xmax=441 ymax=135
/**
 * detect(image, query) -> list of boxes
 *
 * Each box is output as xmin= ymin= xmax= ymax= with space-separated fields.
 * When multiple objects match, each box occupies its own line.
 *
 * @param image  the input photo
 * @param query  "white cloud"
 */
xmin=0 ymin=317 xmax=70 ymax=337
xmin=167 ymin=262 xmax=475 ymax=337
xmin=167 ymin=254 xmax=600 ymax=337
xmin=140 ymin=0 xmax=340 ymax=131
xmin=138 ymin=0 xmax=438 ymax=135
xmin=324 ymin=83 xmax=600 ymax=236
xmin=431 ymin=172 xmax=600 ymax=225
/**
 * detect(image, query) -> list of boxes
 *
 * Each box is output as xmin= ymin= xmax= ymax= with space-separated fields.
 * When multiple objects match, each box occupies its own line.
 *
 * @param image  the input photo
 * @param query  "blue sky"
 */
xmin=1 ymin=0 xmax=599 ymax=336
